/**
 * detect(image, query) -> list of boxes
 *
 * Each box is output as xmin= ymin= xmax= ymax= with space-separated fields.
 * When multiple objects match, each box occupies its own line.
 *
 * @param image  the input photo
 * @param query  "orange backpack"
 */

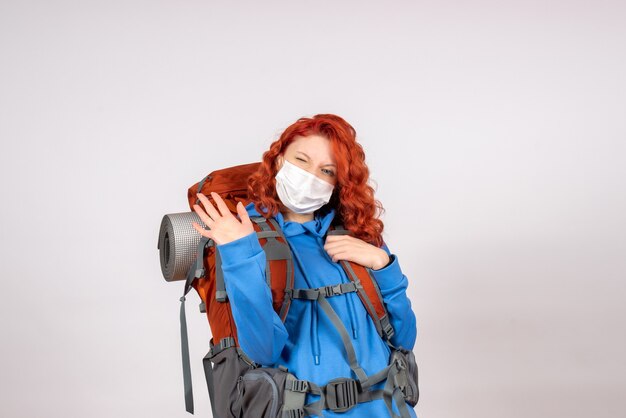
xmin=168 ymin=162 xmax=418 ymax=417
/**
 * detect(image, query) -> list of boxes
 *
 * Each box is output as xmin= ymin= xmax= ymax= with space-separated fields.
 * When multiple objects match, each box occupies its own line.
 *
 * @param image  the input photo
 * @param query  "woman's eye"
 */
xmin=294 ymin=157 xmax=333 ymax=176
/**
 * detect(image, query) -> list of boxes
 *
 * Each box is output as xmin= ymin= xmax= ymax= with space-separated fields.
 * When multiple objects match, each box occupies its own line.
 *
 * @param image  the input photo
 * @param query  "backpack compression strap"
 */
xmin=179 ymin=235 xmax=213 ymax=415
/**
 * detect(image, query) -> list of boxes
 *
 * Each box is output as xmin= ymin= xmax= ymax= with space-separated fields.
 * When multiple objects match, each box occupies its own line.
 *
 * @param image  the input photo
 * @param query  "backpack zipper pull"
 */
xmin=237 ymin=375 xmax=243 ymax=395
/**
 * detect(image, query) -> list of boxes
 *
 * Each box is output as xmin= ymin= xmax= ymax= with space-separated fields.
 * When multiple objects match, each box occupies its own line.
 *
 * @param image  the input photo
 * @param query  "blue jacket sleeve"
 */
xmin=367 ymin=241 xmax=418 ymax=351
xmin=216 ymin=231 xmax=289 ymax=366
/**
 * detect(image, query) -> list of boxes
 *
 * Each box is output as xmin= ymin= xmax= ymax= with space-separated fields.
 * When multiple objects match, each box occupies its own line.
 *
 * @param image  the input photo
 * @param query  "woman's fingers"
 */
xmin=323 ymin=235 xmax=370 ymax=264
xmin=330 ymin=251 xmax=348 ymax=263
xmin=193 ymin=193 xmax=255 ymax=245
xmin=236 ymin=201 xmax=252 ymax=226
xmin=192 ymin=221 xmax=212 ymax=238
xmin=323 ymin=235 xmax=353 ymax=251
xmin=324 ymin=239 xmax=349 ymax=258
xmin=192 ymin=203 xmax=215 ymax=228
xmin=196 ymin=192 xmax=221 ymax=221
xmin=210 ymin=191 xmax=232 ymax=218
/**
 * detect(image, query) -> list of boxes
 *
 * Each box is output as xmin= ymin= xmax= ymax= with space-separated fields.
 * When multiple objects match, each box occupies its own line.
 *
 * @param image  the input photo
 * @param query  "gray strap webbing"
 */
xmin=289 ymin=380 xmax=325 ymax=418
xmin=214 ymin=245 xmax=227 ymax=302
xmin=288 ymin=282 xmax=358 ymax=300
xmin=393 ymin=388 xmax=412 ymax=418
xmin=380 ymin=313 xmax=395 ymax=341
xmin=381 ymin=361 xmax=412 ymax=418
xmin=252 ymin=217 xmax=275 ymax=287
xmin=180 ymin=237 xmax=210 ymax=414
xmin=251 ymin=217 xmax=293 ymax=286
xmin=180 ymin=291 xmax=193 ymax=414
xmin=193 ymin=174 xmax=212 ymax=206
xmin=365 ymin=265 xmax=386 ymax=309
xmin=360 ymin=362 xmax=394 ymax=390
xmin=256 ymin=230 xmax=280 ymax=239
xmin=315 ymin=293 xmax=369 ymax=385
xmin=208 ymin=336 xmax=235 ymax=358
xmin=266 ymin=218 xmax=295 ymax=320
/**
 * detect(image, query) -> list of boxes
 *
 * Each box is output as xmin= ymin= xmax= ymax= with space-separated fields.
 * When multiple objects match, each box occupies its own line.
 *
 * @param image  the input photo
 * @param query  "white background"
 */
xmin=1 ymin=1 xmax=625 ymax=417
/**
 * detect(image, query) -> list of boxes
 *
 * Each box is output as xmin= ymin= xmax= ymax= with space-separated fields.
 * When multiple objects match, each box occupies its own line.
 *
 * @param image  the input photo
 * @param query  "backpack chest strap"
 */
xmin=285 ymin=281 xmax=360 ymax=300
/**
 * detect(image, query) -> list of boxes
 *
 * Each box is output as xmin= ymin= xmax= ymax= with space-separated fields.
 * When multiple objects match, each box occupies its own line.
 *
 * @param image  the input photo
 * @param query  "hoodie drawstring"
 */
xmin=311 ymin=300 xmax=320 ymax=365
xmin=345 ymin=294 xmax=359 ymax=339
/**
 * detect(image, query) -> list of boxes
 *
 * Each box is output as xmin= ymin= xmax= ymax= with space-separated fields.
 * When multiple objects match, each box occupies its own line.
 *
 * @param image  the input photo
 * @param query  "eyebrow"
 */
xmin=296 ymin=151 xmax=337 ymax=167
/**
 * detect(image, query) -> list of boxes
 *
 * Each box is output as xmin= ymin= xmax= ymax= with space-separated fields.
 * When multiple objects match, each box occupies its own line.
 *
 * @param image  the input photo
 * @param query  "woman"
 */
xmin=192 ymin=114 xmax=418 ymax=417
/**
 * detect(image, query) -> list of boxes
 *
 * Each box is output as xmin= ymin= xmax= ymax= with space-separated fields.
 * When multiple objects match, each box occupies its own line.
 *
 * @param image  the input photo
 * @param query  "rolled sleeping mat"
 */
xmin=158 ymin=211 xmax=208 ymax=282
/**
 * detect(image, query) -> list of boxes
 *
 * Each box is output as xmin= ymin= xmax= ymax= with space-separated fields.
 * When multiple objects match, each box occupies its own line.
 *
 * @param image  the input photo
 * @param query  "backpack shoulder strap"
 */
xmin=249 ymin=215 xmax=295 ymax=322
xmin=327 ymin=224 xmax=396 ymax=342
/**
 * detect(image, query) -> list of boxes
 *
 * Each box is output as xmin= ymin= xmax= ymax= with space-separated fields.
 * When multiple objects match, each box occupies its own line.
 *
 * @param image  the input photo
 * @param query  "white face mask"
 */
xmin=275 ymin=158 xmax=335 ymax=214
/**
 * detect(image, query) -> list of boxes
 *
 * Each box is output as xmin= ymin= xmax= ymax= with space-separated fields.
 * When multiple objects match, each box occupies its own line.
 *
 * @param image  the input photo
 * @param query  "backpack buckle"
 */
xmin=283 ymin=409 xmax=304 ymax=418
xmin=322 ymin=284 xmax=342 ymax=297
xmin=394 ymin=356 xmax=406 ymax=371
xmin=380 ymin=314 xmax=395 ymax=340
xmin=208 ymin=336 xmax=235 ymax=357
xmin=393 ymin=369 xmax=409 ymax=397
xmin=324 ymin=377 xmax=359 ymax=412
xmin=392 ymin=357 xmax=410 ymax=397
xmin=286 ymin=379 xmax=309 ymax=393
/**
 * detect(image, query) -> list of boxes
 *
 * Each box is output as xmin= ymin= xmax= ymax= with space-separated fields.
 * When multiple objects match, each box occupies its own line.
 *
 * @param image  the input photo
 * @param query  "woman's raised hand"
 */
xmin=323 ymin=234 xmax=390 ymax=270
xmin=192 ymin=191 xmax=255 ymax=246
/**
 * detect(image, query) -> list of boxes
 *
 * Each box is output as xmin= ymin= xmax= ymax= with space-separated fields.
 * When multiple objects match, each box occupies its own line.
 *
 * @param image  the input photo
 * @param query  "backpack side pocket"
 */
xmin=237 ymin=367 xmax=305 ymax=418
xmin=207 ymin=345 xmax=256 ymax=418
xmin=403 ymin=348 xmax=419 ymax=406
xmin=390 ymin=347 xmax=419 ymax=406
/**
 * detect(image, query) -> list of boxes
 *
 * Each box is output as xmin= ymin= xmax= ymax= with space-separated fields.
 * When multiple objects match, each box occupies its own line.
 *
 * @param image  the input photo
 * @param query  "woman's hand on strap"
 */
xmin=192 ymin=192 xmax=255 ymax=245
xmin=323 ymin=234 xmax=390 ymax=270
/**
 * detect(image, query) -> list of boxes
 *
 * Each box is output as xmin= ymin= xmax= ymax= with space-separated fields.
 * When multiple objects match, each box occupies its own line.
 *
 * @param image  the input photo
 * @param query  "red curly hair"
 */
xmin=247 ymin=114 xmax=386 ymax=248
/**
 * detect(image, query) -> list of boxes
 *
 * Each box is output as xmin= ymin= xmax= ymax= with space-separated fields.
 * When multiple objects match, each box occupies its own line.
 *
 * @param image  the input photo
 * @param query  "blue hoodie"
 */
xmin=216 ymin=202 xmax=419 ymax=418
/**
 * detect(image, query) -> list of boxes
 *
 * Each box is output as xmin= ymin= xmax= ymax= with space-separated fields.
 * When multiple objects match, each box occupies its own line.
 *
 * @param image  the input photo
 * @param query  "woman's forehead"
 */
xmin=288 ymin=135 xmax=335 ymax=162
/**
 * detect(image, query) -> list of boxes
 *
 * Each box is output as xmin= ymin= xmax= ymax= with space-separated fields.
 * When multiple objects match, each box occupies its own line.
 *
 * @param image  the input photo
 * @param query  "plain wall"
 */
xmin=1 ymin=1 xmax=625 ymax=417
